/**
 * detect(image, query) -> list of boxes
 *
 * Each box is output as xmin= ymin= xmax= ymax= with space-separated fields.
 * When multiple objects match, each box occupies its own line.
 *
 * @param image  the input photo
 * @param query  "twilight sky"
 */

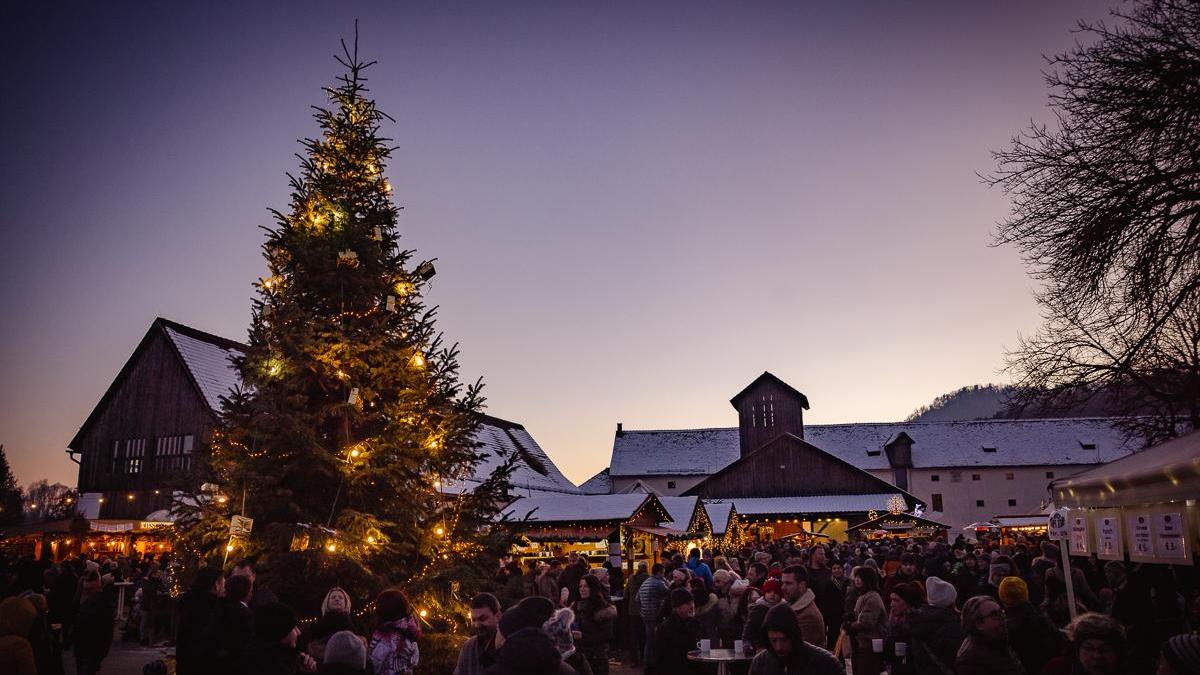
xmin=0 ymin=1 xmax=1114 ymax=488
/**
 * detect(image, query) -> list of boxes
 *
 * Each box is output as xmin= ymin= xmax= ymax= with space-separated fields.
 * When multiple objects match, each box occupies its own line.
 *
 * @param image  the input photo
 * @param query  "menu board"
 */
xmin=1095 ymin=510 xmax=1123 ymax=560
xmin=1070 ymin=516 xmax=1090 ymax=554
xmin=1155 ymin=512 xmax=1188 ymax=561
xmin=1127 ymin=512 xmax=1155 ymax=561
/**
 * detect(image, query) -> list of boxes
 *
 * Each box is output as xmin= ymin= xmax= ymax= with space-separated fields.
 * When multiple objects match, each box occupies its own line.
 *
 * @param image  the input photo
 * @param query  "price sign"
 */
xmin=1097 ymin=512 xmax=1123 ymax=560
xmin=1070 ymin=516 xmax=1090 ymax=554
xmin=1048 ymin=508 xmax=1069 ymax=540
xmin=1155 ymin=512 xmax=1188 ymax=561
xmin=1127 ymin=512 xmax=1153 ymax=560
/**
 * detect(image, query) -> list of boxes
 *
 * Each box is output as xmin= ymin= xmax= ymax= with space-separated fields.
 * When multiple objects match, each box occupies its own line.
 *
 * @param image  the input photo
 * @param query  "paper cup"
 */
xmin=895 ymin=642 xmax=908 ymax=656
xmin=872 ymin=638 xmax=884 ymax=653
xmin=734 ymin=639 xmax=745 ymax=655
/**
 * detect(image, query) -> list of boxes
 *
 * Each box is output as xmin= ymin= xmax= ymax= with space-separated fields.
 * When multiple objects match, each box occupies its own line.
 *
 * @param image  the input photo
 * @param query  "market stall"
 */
xmin=1050 ymin=430 xmax=1199 ymax=564
xmin=846 ymin=512 xmax=950 ymax=542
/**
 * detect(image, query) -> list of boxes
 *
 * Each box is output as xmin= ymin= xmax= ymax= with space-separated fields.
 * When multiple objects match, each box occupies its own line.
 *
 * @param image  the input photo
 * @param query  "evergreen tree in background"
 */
xmin=177 ymin=34 xmax=517 ymax=619
xmin=0 ymin=446 xmax=23 ymax=525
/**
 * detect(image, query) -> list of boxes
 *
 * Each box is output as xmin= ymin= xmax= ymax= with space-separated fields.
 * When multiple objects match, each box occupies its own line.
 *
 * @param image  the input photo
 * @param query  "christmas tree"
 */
xmin=0 ymin=445 xmax=23 ymax=525
xmin=178 ymin=33 xmax=517 ymax=618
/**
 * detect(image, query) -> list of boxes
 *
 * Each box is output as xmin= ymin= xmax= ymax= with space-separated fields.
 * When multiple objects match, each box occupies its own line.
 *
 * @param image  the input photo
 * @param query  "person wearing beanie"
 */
xmin=996 ymin=577 xmax=1062 ymax=675
xmin=653 ymin=587 xmax=703 ymax=674
xmin=320 ymin=630 xmax=368 ymax=675
xmin=908 ymin=578 xmax=964 ymax=675
xmin=239 ymin=602 xmax=317 ymax=675
xmin=744 ymin=577 xmax=785 ymax=651
xmin=484 ymin=624 xmax=575 ymax=675
xmin=747 ymin=603 xmax=844 ymax=675
xmin=1041 ymin=612 xmax=1127 ymax=675
xmin=1160 ymin=634 xmax=1200 ymax=675
xmin=955 ymin=596 xmax=1024 ymax=675
xmin=884 ymin=553 xmax=924 ymax=608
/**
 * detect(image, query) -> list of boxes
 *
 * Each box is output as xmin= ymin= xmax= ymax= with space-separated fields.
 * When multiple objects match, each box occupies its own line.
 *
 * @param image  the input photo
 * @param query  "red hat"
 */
xmin=769 ymin=565 xmax=782 ymax=578
xmin=761 ymin=578 xmax=782 ymax=596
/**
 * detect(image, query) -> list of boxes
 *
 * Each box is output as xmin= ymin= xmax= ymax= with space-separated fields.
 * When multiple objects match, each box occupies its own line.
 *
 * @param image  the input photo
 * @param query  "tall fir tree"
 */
xmin=0 ymin=445 xmax=23 ymax=525
xmin=177 ymin=35 xmax=516 ymax=618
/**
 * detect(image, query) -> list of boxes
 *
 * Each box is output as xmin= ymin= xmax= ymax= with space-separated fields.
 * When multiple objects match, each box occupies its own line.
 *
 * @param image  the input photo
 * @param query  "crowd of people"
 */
xmin=2 ymin=533 xmax=1200 ymax=675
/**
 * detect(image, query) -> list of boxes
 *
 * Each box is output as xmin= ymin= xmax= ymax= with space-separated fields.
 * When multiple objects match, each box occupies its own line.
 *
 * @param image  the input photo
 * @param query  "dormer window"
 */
xmin=1079 ymin=439 xmax=1097 ymax=450
xmin=982 ymin=444 xmax=997 ymax=453
xmin=866 ymin=447 xmax=882 ymax=457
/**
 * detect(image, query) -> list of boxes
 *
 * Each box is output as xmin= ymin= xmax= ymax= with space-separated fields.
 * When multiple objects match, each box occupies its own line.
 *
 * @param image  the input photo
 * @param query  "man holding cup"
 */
xmin=653 ymin=588 xmax=703 ymax=674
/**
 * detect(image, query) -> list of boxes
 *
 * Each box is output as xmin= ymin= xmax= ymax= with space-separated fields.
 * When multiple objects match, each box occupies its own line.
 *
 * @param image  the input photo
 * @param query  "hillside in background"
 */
xmin=905 ymin=384 xmax=1016 ymax=422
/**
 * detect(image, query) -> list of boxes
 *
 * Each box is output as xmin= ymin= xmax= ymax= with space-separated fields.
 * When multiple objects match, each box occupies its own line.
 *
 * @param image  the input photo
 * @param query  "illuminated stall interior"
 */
xmin=847 ymin=511 xmax=950 ymax=542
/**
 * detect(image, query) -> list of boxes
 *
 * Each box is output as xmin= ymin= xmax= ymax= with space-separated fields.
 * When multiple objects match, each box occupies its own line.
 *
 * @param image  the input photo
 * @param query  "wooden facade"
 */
xmin=683 ymin=433 xmax=913 ymax=501
xmin=731 ymin=372 xmax=810 ymax=458
xmin=68 ymin=319 xmax=242 ymax=519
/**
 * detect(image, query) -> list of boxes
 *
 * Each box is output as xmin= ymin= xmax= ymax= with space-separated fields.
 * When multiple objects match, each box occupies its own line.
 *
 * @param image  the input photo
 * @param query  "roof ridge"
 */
xmin=156 ymin=317 xmax=248 ymax=352
xmin=619 ymin=417 xmax=1136 ymax=435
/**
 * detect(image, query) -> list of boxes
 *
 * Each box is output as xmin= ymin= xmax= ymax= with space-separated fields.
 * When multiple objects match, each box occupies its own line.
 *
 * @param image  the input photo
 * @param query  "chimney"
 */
xmin=616 ymin=422 xmax=624 ymax=437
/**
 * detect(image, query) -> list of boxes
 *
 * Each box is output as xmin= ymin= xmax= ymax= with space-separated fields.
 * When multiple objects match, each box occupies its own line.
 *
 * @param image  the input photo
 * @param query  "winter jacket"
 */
xmin=624 ymin=571 xmax=649 ymax=614
xmin=176 ymin=590 xmax=222 ymax=675
xmin=654 ymin=612 xmax=703 ymax=674
xmin=693 ymin=592 xmax=723 ymax=642
xmin=954 ymin=634 xmax=1024 ymax=675
xmin=453 ymin=631 xmax=497 ymax=675
xmin=484 ymin=627 xmax=576 ymax=675
xmin=73 ymin=592 xmax=115 ymax=665
xmin=743 ymin=596 xmax=783 ymax=650
xmin=637 ymin=575 xmax=670 ymax=623
xmin=847 ymin=590 xmax=887 ymax=650
xmin=748 ymin=644 xmax=846 ymax=675
xmin=1003 ymin=601 xmax=1062 ymax=675
xmin=687 ymin=557 xmax=715 ymax=591
xmin=788 ymin=589 xmax=827 ymax=649
xmin=908 ymin=604 xmax=962 ymax=675
xmin=368 ymin=617 xmax=422 ymax=675
xmin=574 ymin=600 xmax=617 ymax=673
xmin=0 ymin=597 xmax=37 ymax=675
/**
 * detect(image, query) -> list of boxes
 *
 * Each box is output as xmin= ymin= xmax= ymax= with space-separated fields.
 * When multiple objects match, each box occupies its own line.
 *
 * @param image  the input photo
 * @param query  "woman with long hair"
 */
xmin=843 ymin=565 xmax=888 ymax=675
xmin=574 ymin=574 xmax=617 ymax=675
xmin=368 ymin=589 xmax=421 ymax=675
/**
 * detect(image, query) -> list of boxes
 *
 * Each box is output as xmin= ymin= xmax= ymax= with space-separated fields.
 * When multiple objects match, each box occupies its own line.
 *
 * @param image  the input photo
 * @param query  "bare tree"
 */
xmin=990 ymin=0 xmax=1200 ymax=441
xmin=23 ymin=480 xmax=78 ymax=522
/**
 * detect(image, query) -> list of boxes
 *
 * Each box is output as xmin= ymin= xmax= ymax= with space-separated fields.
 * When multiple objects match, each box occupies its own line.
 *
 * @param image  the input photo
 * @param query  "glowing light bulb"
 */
xmin=127 ymin=494 xmax=135 ymax=500
xmin=327 ymin=543 xmax=337 ymax=552
xmin=350 ymin=448 xmax=361 ymax=458
xmin=226 ymin=543 xmax=234 ymax=552
xmin=98 ymin=497 xmax=105 ymax=503
xmin=433 ymin=480 xmax=441 ymax=489
xmin=435 ymin=526 xmax=444 ymax=537
xmin=418 ymin=609 xmax=428 ymax=618
xmin=217 ymin=496 xmax=228 ymax=504
xmin=336 ymin=370 xmax=348 ymax=380
xmin=367 ymin=536 xmax=376 ymax=544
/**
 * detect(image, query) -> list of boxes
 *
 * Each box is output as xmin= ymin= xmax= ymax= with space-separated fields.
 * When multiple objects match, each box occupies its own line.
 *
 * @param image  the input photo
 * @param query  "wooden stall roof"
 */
xmin=1051 ymin=430 xmax=1200 ymax=508
xmin=846 ymin=512 xmax=951 ymax=532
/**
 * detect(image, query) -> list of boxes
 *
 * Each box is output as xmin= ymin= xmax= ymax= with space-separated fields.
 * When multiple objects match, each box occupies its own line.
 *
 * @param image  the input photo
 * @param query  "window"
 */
xmin=110 ymin=439 xmax=145 ymax=474
xmin=976 ymin=499 xmax=985 ymax=507
xmin=666 ymin=481 xmax=676 ymax=490
xmin=1005 ymin=472 xmax=1015 ymax=480
xmin=1008 ymin=499 xmax=1017 ymax=507
xmin=155 ymin=435 xmax=194 ymax=472
xmin=866 ymin=448 xmax=882 ymax=457
xmin=1045 ymin=471 xmax=1055 ymax=479
xmin=751 ymin=394 xmax=776 ymax=428
xmin=931 ymin=493 xmax=943 ymax=511
xmin=971 ymin=473 xmax=981 ymax=481
xmin=982 ymin=445 xmax=997 ymax=453
xmin=930 ymin=474 xmax=940 ymax=482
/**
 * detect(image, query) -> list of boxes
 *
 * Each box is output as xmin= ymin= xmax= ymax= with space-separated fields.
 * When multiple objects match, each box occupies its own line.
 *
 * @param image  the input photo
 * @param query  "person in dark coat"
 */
xmin=748 ymin=603 xmax=845 ymax=675
xmin=218 ymin=573 xmax=255 ymax=669
xmin=73 ymin=573 xmax=114 ymax=675
xmin=484 ymin=604 xmax=575 ymax=675
xmin=653 ymin=588 xmax=703 ymax=674
xmin=574 ymin=574 xmax=617 ymax=675
xmin=239 ymin=601 xmax=317 ymax=675
xmin=955 ymin=596 xmax=1023 ymax=675
xmin=47 ymin=562 xmax=78 ymax=645
xmin=908 ymin=576 xmax=964 ymax=675
xmin=176 ymin=566 xmax=225 ymax=675
xmin=997 ymin=577 xmax=1062 ymax=675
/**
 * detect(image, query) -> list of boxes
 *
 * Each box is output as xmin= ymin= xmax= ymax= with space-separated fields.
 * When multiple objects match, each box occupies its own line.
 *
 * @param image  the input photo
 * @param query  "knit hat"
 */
xmin=925 ymin=576 xmax=957 ymax=608
xmin=498 ymin=604 xmax=543 ymax=638
xmin=890 ymin=582 xmax=924 ymax=608
xmin=254 ymin=602 xmax=298 ymax=642
xmin=998 ymin=576 xmax=1029 ymax=607
xmin=1163 ymin=634 xmax=1200 ymax=675
xmin=323 ymin=630 xmax=366 ymax=669
xmin=516 ymin=596 xmax=555 ymax=626
xmin=1040 ymin=541 xmax=1059 ymax=558
xmin=761 ymin=578 xmax=782 ymax=597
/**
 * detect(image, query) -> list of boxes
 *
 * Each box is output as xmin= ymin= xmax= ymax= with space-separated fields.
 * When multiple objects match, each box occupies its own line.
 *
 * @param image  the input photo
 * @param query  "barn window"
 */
xmin=1005 ymin=472 xmax=1015 ymax=480
xmin=110 ymin=439 xmax=146 ymax=475
xmin=667 ymin=481 xmax=676 ymax=490
xmin=930 ymin=474 xmax=940 ymax=482
xmin=1008 ymin=499 xmax=1017 ymax=507
xmin=155 ymin=434 xmax=195 ymax=472
xmin=931 ymin=493 xmax=943 ymax=511
xmin=1045 ymin=471 xmax=1055 ymax=479
xmin=971 ymin=473 xmax=981 ymax=481
xmin=975 ymin=499 xmax=985 ymax=507
xmin=752 ymin=395 xmax=776 ymax=428
xmin=982 ymin=444 xmax=997 ymax=453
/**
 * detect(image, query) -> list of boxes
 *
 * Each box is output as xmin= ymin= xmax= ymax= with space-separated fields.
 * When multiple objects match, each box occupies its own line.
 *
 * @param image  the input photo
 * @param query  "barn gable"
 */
xmin=683 ymin=432 xmax=918 ymax=504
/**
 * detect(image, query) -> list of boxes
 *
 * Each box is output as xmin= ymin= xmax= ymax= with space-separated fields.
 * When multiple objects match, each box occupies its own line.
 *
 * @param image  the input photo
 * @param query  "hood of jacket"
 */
xmin=789 ymin=588 xmax=816 ymax=612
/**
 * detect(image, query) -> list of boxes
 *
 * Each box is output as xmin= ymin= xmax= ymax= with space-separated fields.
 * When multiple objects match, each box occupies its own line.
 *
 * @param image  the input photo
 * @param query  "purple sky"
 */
xmin=1 ymin=1 xmax=1113 ymax=488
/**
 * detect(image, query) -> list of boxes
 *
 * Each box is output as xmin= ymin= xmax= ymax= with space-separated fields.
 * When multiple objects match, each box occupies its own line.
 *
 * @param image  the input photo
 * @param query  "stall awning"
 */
xmin=847 ymin=512 xmax=951 ymax=532
xmin=991 ymin=515 xmax=1048 ymax=528
xmin=1051 ymin=431 xmax=1200 ymax=508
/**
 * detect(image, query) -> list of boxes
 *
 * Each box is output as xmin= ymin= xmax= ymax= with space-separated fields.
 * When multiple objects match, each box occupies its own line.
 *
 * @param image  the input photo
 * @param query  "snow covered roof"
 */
xmin=716 ymin=493 xmax=900 ymax=516
xmin=704 ymin=502 xmax=734 ymax=535
xmin=609 ymin=418 xmax=1137 ymax=477
xmin=657 ymin=496 xmax=699 ymax=532
xmin=164 ymin=325 xmax=244 ymax=411
xmin=503 ymin=493 xmax=669 ymax=524
xmin=441 ymin=417 xmax=580 ymax=495
xmin=578 ymin=469 xmax=612 ymax=495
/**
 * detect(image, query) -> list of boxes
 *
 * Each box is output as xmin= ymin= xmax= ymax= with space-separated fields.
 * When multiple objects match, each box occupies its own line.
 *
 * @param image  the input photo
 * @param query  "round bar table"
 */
xmin=687 ymin=648 xmax=753 ymax=675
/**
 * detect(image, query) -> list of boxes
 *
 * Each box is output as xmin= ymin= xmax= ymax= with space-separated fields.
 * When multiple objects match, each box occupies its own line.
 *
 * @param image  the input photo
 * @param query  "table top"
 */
xmin=687 ymin=648 xmax=753 ymax=663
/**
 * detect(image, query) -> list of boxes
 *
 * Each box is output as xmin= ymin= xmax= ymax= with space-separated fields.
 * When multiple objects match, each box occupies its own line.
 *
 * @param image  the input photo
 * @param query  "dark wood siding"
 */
xmin=736 ymin=378 xmax=805 ymax=457
xmin=73 ymin=327 xmax=215 ymax=518
xmin=686 ymin=434 xmax=895 ymax=498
